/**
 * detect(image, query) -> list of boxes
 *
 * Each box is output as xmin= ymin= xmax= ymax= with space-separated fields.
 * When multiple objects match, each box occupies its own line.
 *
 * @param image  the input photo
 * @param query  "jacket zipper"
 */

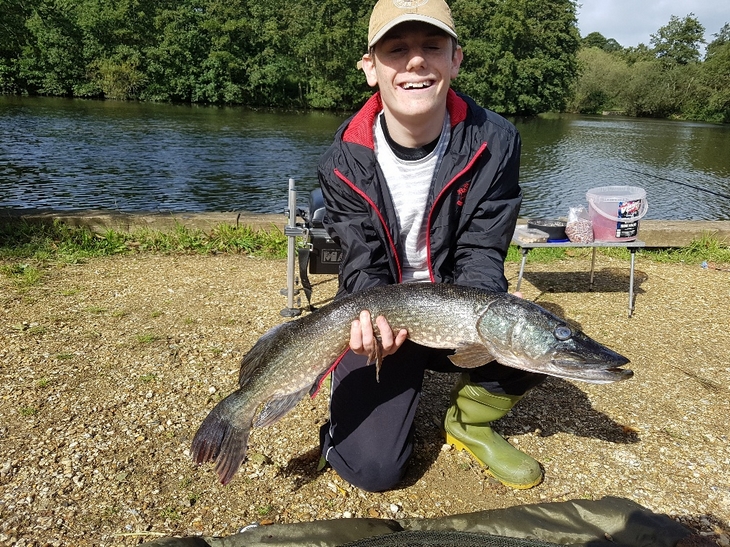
xmin=425 ymin=142 xmax=489 ymax=282
xmin=333 ymin=168 xmax=403 ymax=283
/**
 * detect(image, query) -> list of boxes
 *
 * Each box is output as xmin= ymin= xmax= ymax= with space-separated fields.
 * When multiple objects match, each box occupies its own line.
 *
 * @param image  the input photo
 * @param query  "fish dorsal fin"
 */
xmin=253 ymin=386 xmax=310 ymax=428
xmin=448 ymin=343 xmax=496 ymax=368
xmin=239 ymin=323 xmax=289 ymax=387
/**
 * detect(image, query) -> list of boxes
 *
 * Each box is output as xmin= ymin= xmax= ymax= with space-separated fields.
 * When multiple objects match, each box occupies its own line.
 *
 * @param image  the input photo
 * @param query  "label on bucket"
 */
xmin=614 ymin=199 xmax=642 ymax=238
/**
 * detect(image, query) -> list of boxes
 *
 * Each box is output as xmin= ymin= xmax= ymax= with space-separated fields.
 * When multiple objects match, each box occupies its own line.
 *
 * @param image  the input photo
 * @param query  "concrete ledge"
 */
xmin=2 ymin=209 xmax=729 ymax=248
xmin=0 ymin=209 xmax=286 ymax=233
xmin=635 ymin=220 xmax=730 ymax=247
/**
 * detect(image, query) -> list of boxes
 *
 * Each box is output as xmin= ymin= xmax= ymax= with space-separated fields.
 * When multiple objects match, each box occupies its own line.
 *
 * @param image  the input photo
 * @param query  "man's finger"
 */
xmin=375 ymin=315 xmax=393 ymax=348
xmin=350 ymin=319 xmax=363 ymax=352
xmin=359 ymin=310 xmax=374 ymax=347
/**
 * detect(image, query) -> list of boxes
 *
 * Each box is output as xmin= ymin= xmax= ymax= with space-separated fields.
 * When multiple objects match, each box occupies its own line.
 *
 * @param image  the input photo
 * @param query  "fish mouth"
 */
xmin=548 ymin=353 xmax=633 ymax=383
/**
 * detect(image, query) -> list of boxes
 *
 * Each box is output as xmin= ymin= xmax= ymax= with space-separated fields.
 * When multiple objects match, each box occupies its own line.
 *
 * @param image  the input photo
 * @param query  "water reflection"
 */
xmin=515 ymin=114 xmax=730 ymax=220
xmin=1 ymin=97 xmax=729 ymax=220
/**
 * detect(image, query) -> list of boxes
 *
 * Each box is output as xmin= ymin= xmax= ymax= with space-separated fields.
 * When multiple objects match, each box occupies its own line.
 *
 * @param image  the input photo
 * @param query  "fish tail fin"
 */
xmin=190 ymin=392 xmax=255 ymax=485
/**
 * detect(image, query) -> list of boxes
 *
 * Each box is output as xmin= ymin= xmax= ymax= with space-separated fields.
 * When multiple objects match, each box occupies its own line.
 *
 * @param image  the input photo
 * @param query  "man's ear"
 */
xmin=451 ymin=45 xmax=463 ymax=80
xmin=361 ymin=54 xmax=379 ymax=88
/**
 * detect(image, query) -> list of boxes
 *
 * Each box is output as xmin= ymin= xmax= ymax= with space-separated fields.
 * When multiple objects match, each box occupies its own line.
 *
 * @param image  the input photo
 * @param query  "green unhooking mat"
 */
xmin=140 ymin=496 xmax=701 ymax=547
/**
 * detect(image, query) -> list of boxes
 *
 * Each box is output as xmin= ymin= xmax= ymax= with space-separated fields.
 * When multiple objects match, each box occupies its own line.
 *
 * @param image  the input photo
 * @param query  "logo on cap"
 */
xmin=393 ymin=0 xmax=429 ymax=8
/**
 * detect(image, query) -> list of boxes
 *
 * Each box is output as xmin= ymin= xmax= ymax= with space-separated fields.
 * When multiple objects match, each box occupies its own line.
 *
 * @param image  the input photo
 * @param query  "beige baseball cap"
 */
xmin=367 ymin=0 xmax=458 ymax=48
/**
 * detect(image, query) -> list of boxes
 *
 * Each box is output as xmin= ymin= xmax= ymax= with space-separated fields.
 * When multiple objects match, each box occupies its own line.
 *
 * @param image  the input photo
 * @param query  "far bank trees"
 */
xmin=1 ymin=0 xmax=579 ymax=115
xmin=570 ymin=16 xmax=730 ymax=123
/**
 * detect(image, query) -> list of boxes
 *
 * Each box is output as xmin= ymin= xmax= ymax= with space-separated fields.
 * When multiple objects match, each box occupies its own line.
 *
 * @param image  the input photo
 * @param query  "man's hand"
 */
xmin=350 ymin=310 xmax=408 ymax=364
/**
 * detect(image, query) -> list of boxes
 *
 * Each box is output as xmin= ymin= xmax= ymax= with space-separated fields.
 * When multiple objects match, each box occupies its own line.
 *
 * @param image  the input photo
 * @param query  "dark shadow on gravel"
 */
xmin=520 ymin=267 xmax=648 ymax=294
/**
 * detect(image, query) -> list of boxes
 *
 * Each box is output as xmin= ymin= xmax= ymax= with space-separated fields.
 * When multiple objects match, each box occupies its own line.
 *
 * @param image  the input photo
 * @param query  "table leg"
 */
xmin=516 ymin=248 xmax=529 ymax=292
xmin=589 ymin=247 xmax=596 ymax=288
xmin=629 ymin=248 xmax=636 ymax=317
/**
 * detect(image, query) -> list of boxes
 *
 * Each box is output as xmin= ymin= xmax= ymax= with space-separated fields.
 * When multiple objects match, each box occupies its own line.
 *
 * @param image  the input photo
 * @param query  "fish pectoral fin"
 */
xmin=448 ymin=343 xmax=496 ymax=369
xmin=366 ymin=340 xmax=383 ymax=383
xmin=253 ymin=386 xmax=310 ymax=428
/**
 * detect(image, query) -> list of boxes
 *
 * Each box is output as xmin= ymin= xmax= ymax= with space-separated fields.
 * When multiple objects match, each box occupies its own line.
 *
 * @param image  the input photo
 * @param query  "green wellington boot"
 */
xmin=443 ymin=374 xmax=543 ymax=489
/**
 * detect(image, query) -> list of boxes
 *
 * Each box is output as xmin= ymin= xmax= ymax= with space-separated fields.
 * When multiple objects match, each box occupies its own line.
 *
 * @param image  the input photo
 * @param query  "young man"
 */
xmin=317 ymin=0 xmax=545 ymax=492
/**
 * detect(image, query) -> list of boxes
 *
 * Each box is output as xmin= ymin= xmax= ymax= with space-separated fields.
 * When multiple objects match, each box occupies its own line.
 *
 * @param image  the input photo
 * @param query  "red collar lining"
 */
xmin=342 ymin=89 xmax=468 ymax=149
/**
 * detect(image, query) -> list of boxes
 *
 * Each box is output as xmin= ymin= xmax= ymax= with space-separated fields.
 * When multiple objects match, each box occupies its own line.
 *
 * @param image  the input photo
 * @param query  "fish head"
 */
xmin=475 ymin=295 xmax=632 ymax=384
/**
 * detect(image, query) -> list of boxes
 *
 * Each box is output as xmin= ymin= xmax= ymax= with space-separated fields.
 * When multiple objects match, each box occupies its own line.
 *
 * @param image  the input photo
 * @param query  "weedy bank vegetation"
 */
xmin=1 ymin=219 xmax=728 ymax=289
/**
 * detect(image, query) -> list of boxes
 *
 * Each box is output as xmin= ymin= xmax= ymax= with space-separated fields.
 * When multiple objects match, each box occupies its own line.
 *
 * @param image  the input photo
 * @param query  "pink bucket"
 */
xmin=586 ymin=186 xmax=648 ymax=242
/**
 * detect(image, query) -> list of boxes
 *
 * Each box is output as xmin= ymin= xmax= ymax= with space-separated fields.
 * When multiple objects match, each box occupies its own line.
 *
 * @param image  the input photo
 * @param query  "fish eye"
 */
xmin=553 ymin=325 xmax=572 ymax=341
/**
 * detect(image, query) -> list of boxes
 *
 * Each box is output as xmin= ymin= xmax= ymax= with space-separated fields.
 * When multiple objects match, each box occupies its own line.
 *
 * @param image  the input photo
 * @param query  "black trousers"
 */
xmin=319 ymin=340 xmax=545 ymax=492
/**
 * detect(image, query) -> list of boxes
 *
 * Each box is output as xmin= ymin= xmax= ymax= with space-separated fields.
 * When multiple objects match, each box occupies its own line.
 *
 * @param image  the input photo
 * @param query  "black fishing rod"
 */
xmin=616 ymin=166 xmax=730 ymax=201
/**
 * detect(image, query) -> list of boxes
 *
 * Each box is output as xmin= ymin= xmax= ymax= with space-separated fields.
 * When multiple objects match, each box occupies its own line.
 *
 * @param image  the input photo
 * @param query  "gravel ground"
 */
xmin=1 ymin=251 xmax=729 ymax=546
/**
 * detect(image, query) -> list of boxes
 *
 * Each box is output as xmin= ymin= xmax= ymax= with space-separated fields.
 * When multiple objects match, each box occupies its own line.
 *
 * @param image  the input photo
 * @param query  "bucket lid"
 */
xmin=586 ymin=186 xmax=646 ymax=202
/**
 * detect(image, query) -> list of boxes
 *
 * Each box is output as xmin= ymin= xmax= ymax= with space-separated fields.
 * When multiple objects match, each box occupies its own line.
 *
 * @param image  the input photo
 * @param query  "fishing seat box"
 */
xmin=306 ymin=189 xmax=342 ymax=274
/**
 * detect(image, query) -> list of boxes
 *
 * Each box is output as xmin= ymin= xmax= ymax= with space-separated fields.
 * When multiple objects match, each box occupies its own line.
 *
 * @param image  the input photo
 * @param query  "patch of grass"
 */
xmin=643 ymin=232 xmax=730 ymax=265
xmin=0 ymin=262 xmax=43 ymax=286
xmin=35 ymin=377 xmax=50 ymax=388
xmin=101 ymin=505 xmax=120 ymax=521
xmin=0 ymin=219 xmax=128 ymax=262
xmin=256 ymin=505 xmax=273 ymax=516
xmin=27 ymin=325 xmax=47 ymax=335
xmin=136 ymin=333 xmax=161 ymax=344
xmin=20 ymin=406 xmax=38 ymax=416
xmin=2 ymin=219 xmax=727 ymax=271
xmin=56 ymin=352 xmax=75 ymax=360
xmin=506 ymin=245 xmax=571 ymax=263
xmin=508 ymin=233 xmax=730 ymax=266
xmin=150 ymin=310 xmax=163 ymax=318
xmin=159 ymin=506 xmax=181 ymax=521
xmin=122 ymin=222 xmax=287 ymax=257
xmin=139 ymin=374 xmax=157 ymax=383
xmin=0 ymin=219 xmax=288 ymax=262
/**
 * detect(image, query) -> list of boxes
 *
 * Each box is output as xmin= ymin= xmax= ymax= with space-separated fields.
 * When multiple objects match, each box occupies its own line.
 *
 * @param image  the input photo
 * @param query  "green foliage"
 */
xmin=644 ymin=233 xmax=730 ymax=265
xmin=698 ymin=30 xmax=730 ymax=122
xmin=0 ymin=0 xmax=36 ymax=92
xmin=569 ymin=47 xmax=629 ymax=113
xmin=1 ymin=0 xmax=580 ymax=113
xmin=19 ymin=0 xmax=88 ymax=96
xmin=621 ymin=61 xmax=683 ymax=117
xmin=453 ymin=0 xmax=581 ymax=115
xmin=2 ymin=0 xmax=726 ymax=120
xmin=581 ymin=32 xmax=622 ymax=53
xmin=650 ymin=14 xmax=705 ymax=66
xmin=571 ymin=14 xmax=730 ymax=122
xmin=1 ymin=262 xmax=43 ymax=286
xmin=0 ymin=219 xmax=288 ymax=262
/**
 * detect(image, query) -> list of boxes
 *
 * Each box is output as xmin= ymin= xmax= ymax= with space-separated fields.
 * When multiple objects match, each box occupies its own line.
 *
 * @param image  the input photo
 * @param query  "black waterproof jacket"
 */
xmin=318 ymin=89 xmax=522 ymax=299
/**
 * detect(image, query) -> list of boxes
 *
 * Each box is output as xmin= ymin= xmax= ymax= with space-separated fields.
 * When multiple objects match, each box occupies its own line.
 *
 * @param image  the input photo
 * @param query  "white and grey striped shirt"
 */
xmin=374 ymin=113 xmax=451 ymax=283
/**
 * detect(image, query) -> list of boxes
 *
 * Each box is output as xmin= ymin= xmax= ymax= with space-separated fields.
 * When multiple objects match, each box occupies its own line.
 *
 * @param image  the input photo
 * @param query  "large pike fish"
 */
xmin=191 ymin=283 xmax=631 ymax=484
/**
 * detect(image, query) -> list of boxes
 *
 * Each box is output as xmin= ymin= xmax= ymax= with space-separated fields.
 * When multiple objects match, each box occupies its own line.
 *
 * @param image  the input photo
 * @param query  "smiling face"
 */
xmin=361 ymin=21 xmax=463 ymax=147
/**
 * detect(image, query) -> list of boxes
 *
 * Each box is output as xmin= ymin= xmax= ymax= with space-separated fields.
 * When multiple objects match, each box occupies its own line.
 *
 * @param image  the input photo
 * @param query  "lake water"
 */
xmin=1 ymin=96 xmax=729 ymax=220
